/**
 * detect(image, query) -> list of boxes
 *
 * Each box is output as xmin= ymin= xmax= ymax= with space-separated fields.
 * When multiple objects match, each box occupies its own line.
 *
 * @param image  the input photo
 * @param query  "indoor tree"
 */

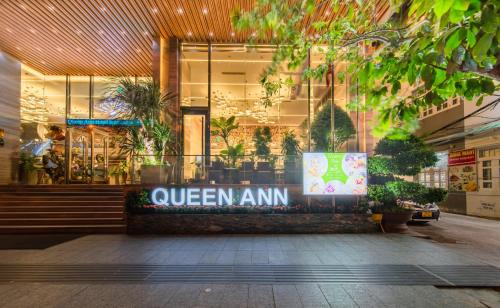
xmin=210 ymin=116 xmax=244 ymax=168
xmin=232 ymin=0 xmax=499 ymax=138
xmin=310 ymin=103 xmax=356 ymax=151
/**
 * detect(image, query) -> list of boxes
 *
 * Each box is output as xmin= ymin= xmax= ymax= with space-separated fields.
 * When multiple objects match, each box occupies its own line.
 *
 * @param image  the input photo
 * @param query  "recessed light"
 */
xmin=97 ymin=48 xmax=103 ymax=53
xmin=116 ymin=48 xmax=122 ymax=53
xmin=47 ymin=5 xmax=55 ymax=11
xmin=209 ymin=32 xmax=213 ymax=37
xmin=29 ymin=28 xmax=36 ymax=34
xmin=230 ymin=32 xmax=235 ymax=37
xmin=35 ymin=47 xmax=42 ymax=52
xmin=143 ymin=31 xmax=149 ymax=36
xmin=75 ymin=30 xmax=82 ymax=35
xmin=177 ymin=7 xmax=183 ymax=14
xmin=16 ymin=46 xmax=21 ymax=50
xmin=5 ymin=28 xmax=12 ymax=33
xmin=202 ymin=8 xmax=208 ymax=14
xmin=51 ymin=28 xmax=58 ymax=34
xmin=98 ymin=30 xmax=104 ymax=35
xmin=121 ymin=30 xmax=126 ymax=35
xmin=57 ymin=47 xmax=63 ymax=52
xmin=325 ymin=11 xmax=330 ymax=16
xmin=187 ymin=31 xmax=192 ymax=37
xmin=100 ymin=6 xmax=107 ymax=12
xmin=136 ymin=48 xmax=142 ymax=53
xmin=151 ymin=7 xmax=158 ymax=14
xmin=19 ymin=4 xmax=27 ymax=10
xmin=41 ymin=61 xmax=46 ymax=64
xmin=251 ymin=32 xmax=257 ymax=37
xmin=76 ymin=47 xmax=82 ymax=52
xmin=94 ymin=61 xmax=100 ymax=65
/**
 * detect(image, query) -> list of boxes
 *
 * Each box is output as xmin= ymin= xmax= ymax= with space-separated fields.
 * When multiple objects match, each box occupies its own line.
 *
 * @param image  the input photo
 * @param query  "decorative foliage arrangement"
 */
xmin=210 ymin=116 xmax=245 ymax=167
xmin=232 ymin=0 xmax=499 ymax=138
xmin=310 ymin=103 xmax=356 ymax=151
xmin=281 ymin=130 xmax=302 ymax=163
xmin=107 ymin=78 xmax=176 ymax=165
xmin=367 ymin=135 xmax=447 ymax=212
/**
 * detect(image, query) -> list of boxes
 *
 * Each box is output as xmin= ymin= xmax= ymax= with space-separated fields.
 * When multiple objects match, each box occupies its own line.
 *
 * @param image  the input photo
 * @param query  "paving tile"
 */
xmin=295 ymin=284 xmax=330 ymax=308
xmin=248 ymin=284 xmax=274 ymax=308
xmin=272 ymin=285 xmax=303 ymax=308
xmin=318 ymin=284 xmax=358 ymax=307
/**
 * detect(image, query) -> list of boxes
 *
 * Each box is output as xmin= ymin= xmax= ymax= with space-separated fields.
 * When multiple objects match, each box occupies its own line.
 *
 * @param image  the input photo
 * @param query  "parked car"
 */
xmin=411 ymin=203 xmax=440 ymax=222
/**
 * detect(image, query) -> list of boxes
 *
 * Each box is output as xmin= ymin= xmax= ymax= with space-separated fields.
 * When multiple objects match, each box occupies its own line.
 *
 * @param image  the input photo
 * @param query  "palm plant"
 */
xmin=210 ymin=116 xmax=239 ymax=148
xmin=111 ymin=78 xmax=175 ymax=128
xmin=151 ymin=122 xmax=174 ymax=164
xmin=253 ymin=126 xmax=272 ymax=158
xmin=220 ymin=143 xmax=245 ymax=168
xmin=119 ymin=127 xmax=146 ymax=158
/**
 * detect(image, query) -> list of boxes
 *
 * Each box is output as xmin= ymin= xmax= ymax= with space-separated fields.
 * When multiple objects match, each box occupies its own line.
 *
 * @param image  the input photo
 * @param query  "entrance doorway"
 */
xmin=182 ymin=108 xmax=210 ymax=182
xmin=68 ymin=127 xmax=109 ymax=184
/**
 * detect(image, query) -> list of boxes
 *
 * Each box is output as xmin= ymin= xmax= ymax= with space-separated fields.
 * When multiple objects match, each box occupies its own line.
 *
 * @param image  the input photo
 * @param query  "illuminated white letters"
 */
xmin=218 ymin=188 xmax=233 ymax=206
xmin=151 ymin=188 xmax=169 ymax=206
xmin=239 ymin=188 xmax=256 ymax=206
xmin=187 ymin=188 xmax=201 ymax=206
xmin=150 ymin=187 xmax=288 ymax=207
xmin=202 ymin=188 xmax=216 ymax=206
xmin=274 ymin=188 xmax=288 ymax=206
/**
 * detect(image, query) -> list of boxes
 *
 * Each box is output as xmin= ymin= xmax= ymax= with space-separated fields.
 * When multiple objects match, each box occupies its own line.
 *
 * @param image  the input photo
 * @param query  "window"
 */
xmin=420 ymin=96 xmax=461 ymax=119
xmin=482 ymin=161 xmax=492 ymax=188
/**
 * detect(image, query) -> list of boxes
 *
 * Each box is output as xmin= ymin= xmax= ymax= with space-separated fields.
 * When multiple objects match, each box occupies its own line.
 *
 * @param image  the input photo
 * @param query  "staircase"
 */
xmin=0 ymin=185 xmax=126 ymax=234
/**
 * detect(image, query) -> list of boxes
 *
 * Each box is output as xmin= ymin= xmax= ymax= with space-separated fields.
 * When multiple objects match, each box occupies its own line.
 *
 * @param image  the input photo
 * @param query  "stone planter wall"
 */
xmin=127 ymin=213 xmax=378 ymax=234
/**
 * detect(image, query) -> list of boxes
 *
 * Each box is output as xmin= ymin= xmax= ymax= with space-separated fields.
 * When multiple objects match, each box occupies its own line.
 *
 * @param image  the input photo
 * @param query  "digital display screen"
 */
xmin=303 ymin=153 xmax=368 ymax=195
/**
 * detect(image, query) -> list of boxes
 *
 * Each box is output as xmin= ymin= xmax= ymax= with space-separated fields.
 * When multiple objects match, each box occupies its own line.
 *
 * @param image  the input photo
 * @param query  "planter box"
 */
xmin=127 ymin=213 xmax=378 ymax=234
xmin=140 ymin=165 xmax=168 ymax=184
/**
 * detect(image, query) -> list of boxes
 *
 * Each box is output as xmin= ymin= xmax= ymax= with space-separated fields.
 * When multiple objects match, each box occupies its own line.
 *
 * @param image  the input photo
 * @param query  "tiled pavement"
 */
xmin=0 ymin=234 xmax=499 ymax=307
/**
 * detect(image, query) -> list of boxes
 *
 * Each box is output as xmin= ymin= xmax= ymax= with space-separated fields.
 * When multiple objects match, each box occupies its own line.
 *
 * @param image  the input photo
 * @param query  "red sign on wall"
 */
xmin=448 ymin=149 xmax=476 ymax=166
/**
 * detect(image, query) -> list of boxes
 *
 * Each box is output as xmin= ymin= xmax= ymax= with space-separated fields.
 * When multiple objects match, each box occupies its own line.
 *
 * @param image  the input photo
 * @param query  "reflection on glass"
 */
xmin=181 ymin=44 xmax=208 ymax=107
xmin=69 ymin=76 xmax=90 ymax=119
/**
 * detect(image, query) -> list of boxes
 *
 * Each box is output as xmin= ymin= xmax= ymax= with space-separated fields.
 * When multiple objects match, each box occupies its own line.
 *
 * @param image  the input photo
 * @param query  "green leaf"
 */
xmin=466 ymin=29 xmax=476 ymax=48
xmin=421 ymin=65 xmax=436 ymax=89
xmin=472 ymin=33 xmax=493 ymax=62
xmin=444 ymin=29 xmax=463 ymax=56
xmin=475 ymin=96 xmax=484 ymax=106
xmin=448 ymin=9 xmax=464 ymax=23
xmin=452 ymin=0 xmax=470 ymax=11
xmin=481 ymin=79 xmax=495 ymax=94
xmin=434 ymin=69 xmax=447 ymax=86
xmin=481 ymin=4 xmax=498 ymax=34
xmin=434 ymin=0 xmax=454 ymax=18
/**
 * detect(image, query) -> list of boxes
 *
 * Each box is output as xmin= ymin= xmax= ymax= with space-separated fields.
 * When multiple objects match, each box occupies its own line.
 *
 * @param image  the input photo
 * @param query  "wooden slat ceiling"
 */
xmin=0 ymin=0 xmax=389 ymax=76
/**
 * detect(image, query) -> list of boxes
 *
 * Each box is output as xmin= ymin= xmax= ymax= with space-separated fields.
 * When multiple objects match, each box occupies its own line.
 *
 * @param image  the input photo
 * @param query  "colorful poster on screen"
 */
xmin=303 ymin=153 xmax=367 ymax=195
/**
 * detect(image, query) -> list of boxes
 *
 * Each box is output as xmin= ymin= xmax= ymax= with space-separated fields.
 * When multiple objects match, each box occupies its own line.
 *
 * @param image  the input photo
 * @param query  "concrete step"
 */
xmin=0 ymin=212 xmax=124 ymax=219
xmin=0 ymin=218 xmax=125 ymax=226
xmin=0 ymin=225 xmax=126 ymax=234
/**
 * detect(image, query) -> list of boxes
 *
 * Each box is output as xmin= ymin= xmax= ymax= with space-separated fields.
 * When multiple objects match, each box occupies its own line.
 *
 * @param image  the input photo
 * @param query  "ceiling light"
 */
xmin=51 ymin=28 xmax=58 ymax=34
xmin=177 ymin=7 xmax=183 ymax=14
xmin=98 ymin=30 xmax=104 ymax=35
xmin=209 ymin=32 xmax=214 ymax=37
xmin=230 ymin=32 xmax=235 ymax=37
xmin=151 ymin=7 xmax=158 ymax=14
xmin=100 ymin=6 xmax=107 ymax=12
xmin=76 ymin=47 xmax=82 ymax=52
xmin=29 ymin=28 xmax=36 ymax=34
xmin=5 ymin=28 xmax=12 ymax=33
xmin=16 ymin=46 xmax=22 ymax=51
xmin=41 ymin=61 xmax=46 ymax=64
xmin=75 ymin=30 xmax=82 ymax=35
xmin=115 ymin=48 xmax=122 ymax=53
xmin=142 ymin=31 xmax=149 ymax=36
xmin=35 ymin=47 xmax=42 ymax=52
xmin=136 ymin=48 xmax=142 ymax=53
xmin=47 ymin=5 xmax=55 ymax=11
xmin=94 ymin=61 xmax=100 ymax=65
xmin=187 ymin=31 xmax=192 ymax=37
xmin=325 ymin=11 xmax=330 ymax=16
xmin=56 ymin=47 xmax=63 ymax=52
xmin=202 ymin=8 xmax=208 ymax=15
xmin=121 ymin=30 xmax=126 ymax=35
xmin=19 ymin=4 xmax=27 ymax=10
xmin=97 ymin=48 xmax=103 ymax=53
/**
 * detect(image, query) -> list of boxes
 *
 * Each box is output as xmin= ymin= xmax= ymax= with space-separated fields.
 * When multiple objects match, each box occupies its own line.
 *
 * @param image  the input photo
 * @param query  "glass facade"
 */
xmin=19 ymin=65 xmax=132 ymax=185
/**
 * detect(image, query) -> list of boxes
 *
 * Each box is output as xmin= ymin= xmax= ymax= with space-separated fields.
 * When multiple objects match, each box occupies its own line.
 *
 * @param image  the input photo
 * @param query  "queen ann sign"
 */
xmin=151 ymin=187 xmax=289 ymax=207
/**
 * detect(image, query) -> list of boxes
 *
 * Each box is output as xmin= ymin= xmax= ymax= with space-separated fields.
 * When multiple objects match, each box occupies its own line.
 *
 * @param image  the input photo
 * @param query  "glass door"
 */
xmin=182 ymin=108 xmax=209 ymax=183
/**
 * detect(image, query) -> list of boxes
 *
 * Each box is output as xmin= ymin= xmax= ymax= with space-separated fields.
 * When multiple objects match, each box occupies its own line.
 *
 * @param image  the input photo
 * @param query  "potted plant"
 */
xmin=368 ymin=135 xmax=442 ymax=232
xmin=281 ymin=130 xmax=302 ymax=184
xmin=210 ymin=116 xmax=242 ymax=184
xmin=111 ymin=161 xmax=129 ymax=184
xmin=108 ymin=78 xmax=176 ymax=184
xmin=19 ymin=152 xmax=40 ymax=185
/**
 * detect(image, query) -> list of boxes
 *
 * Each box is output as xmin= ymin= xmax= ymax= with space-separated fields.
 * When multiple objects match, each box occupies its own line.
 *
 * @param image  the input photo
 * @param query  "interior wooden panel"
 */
xmin=0 ymin=0 xmax=389 ymax=76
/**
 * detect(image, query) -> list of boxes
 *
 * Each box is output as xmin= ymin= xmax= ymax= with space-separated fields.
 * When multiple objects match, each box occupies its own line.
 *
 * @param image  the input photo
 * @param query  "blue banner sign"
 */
xmin=66 ymin=119 xmax=141 ymax=127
